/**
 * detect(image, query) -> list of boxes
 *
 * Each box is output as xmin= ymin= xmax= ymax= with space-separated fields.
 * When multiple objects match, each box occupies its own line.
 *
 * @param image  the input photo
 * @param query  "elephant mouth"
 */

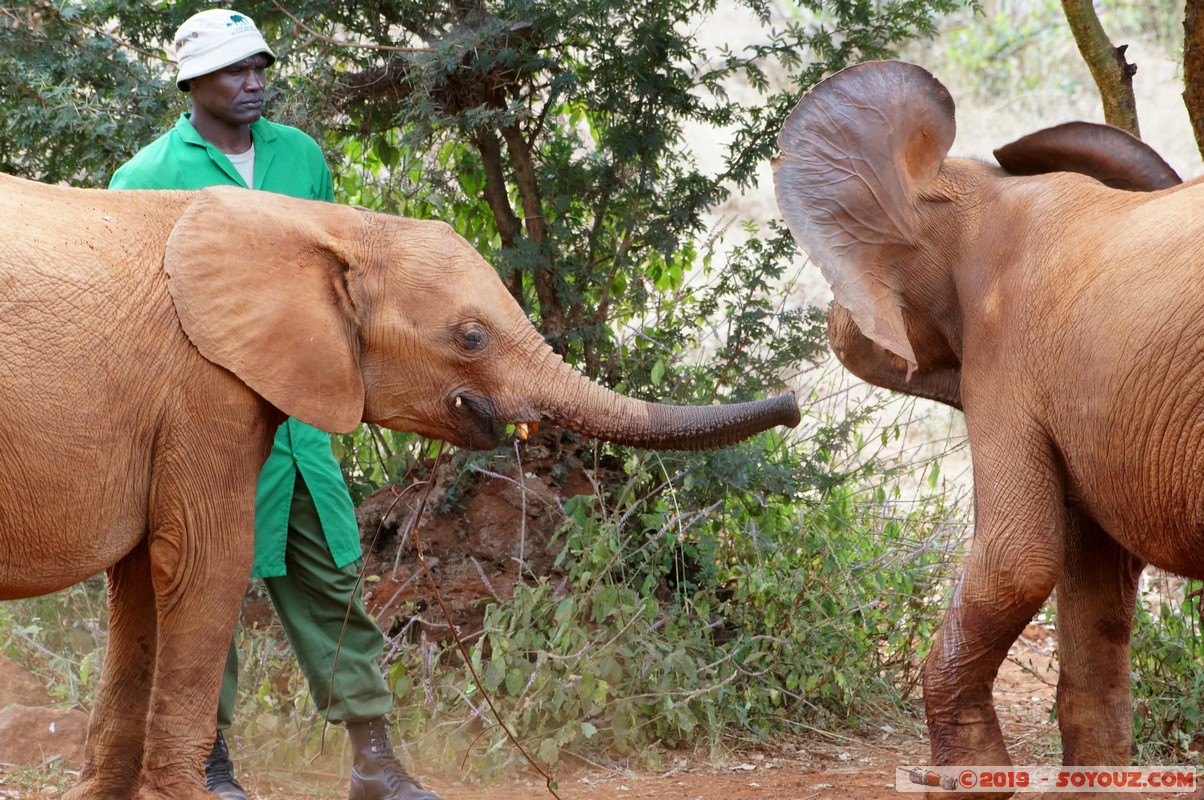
xmin=451 ymin=393 xmax=540 ymax=450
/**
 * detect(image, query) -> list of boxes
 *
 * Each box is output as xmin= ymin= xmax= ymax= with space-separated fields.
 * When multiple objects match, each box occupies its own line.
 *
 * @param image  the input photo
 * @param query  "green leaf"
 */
xmin=538 ymin=737 xmax=559 ymax=765
xmin=650 ymin=359 xmax=666 ymax=386
xmin=484 ymin=657 xmax=505 ymax=692
xmin=505 ymin=666 xmax=526 ymax=696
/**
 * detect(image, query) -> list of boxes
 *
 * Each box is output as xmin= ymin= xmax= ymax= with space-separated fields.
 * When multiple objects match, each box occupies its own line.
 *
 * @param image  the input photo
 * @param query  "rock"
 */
xmin=0 ymin=657 xmax=52 ymax=707
xmin=0 ymin=705 xmax=88 ymax=769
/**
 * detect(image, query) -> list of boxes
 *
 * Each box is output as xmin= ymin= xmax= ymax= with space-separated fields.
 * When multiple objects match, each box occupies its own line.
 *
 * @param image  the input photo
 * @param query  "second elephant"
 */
xmin=775 ymin=59 xmax=1193 ymax=799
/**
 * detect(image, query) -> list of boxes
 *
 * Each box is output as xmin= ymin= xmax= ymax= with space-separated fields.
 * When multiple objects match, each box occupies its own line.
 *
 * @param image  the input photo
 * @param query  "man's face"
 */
xmin=188 ymin=54 xmax=269 ymax=126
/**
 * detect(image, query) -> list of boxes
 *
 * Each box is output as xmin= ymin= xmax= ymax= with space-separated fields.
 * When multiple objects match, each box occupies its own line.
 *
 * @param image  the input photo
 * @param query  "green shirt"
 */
xmin=110 ymin=113 xmax=361 ymax=577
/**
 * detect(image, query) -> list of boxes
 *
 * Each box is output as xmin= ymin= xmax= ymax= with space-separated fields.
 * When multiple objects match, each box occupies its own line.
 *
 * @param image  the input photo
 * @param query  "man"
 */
xmin=109 ymin=10 xmax=442 ymax=800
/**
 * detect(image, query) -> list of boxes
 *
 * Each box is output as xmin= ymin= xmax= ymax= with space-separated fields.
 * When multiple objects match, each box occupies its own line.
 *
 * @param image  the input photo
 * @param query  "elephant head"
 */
xmin=773 ymin=61 xmax=1180 ymax=410
xmin=164 ymin=186 xmax=800 ymax=450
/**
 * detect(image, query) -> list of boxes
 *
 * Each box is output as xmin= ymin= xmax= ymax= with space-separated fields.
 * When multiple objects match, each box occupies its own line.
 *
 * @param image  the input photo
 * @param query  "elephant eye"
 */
xmin=456 ymin=324 xmax=487 ymax=352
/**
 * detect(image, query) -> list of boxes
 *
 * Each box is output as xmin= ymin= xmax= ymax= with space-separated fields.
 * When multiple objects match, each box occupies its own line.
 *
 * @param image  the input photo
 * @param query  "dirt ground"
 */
xmin=5 ymin=624 xmax=1197 ymax=799
xmin=259 ymin=443 xmax=1184 ymax=800
xmin=352 ymin=434 xmax=598 ymax=644
xmin=4 ymin=435 xmax=1199 ymax=799
xmin=240 ymin=437 xmax=1199 ymax=799
xmin=234 ymin=625 xmax=1187 ymax=800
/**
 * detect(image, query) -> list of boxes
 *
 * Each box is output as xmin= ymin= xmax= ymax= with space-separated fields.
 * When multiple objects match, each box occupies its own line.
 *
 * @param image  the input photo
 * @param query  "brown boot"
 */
xmin=347 ymin=717 xmax=442 ymax=800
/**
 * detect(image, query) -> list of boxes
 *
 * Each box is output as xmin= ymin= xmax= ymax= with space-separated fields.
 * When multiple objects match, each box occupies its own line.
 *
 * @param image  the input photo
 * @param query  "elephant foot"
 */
xmin=134 ymin=785 xmax=217 ymax=800
xmin=64 ymin=775 xmax=214 ymax=800
xmin=68 ymin=774 xmax=215 ymax=800
xmin=131 ymin=765 xmax=216 ymax=800
xmin=63 ymin=781 xmax=137 ymax=800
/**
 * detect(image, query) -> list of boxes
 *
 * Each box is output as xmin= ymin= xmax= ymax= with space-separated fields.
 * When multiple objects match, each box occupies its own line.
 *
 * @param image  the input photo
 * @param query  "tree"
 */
xmin=0 ymin=3 xmax=176 ymax=184
xmin=2 ymin=0 xmax=965 ymax=395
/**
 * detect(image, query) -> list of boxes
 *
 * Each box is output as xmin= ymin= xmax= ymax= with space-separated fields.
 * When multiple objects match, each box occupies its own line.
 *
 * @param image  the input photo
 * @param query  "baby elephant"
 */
xmin=0 ymin=173 xmax=800 ymax=799
xmin=775 ymin=59 xmax=1193 ymax=798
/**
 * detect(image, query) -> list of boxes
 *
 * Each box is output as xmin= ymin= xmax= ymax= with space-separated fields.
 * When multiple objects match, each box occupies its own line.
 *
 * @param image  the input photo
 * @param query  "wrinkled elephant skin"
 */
xmin=0 ymin=173 xmax=799 ymax=799
xmin=775 ymin=60 xmax=1190 ymax=799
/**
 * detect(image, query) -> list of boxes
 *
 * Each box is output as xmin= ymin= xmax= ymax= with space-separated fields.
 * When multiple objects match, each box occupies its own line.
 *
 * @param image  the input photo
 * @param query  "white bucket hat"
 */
xmin=173 ymin=9 xmax=276 ymax=91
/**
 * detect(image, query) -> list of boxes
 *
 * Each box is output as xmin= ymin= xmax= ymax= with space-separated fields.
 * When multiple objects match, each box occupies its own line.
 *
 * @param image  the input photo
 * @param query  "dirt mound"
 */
xmin=0 ymin=705 xmax=87 ymax=771
xmin=0 ymin=658 xmax=51 ymax=708
xmin=0 ymin=657 xmax=87 ymax=772
xmin=355 ymin=428 xmax=619 ymax=641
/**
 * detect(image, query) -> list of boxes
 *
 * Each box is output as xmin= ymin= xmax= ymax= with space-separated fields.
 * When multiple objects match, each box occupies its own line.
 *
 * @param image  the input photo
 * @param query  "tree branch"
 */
xmin=473 ymin=126 xmax=525 ymax=302
xmin=1061 ymin=0 xmax=1141 ymax=136
xmin=271 ymin=1 xmax=433 ymax=53
xmin=1184 ymin=0 xmax=1204 ymax=159
xmin=501 ymin=122 xmax=563 ymax=340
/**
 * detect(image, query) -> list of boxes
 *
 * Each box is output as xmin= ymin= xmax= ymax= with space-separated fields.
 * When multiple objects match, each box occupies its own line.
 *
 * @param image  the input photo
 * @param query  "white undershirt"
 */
xmin=226 ymin=145 xmax=256 ymax=189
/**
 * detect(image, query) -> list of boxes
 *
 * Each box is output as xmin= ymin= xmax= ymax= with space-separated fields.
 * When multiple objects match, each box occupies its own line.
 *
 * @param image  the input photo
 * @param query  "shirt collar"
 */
xmin=175 ymin=113 xmax=277 ymax=147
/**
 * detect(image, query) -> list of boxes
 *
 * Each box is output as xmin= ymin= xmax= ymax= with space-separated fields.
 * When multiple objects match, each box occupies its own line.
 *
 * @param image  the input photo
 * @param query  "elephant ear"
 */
xmin=994 ymin=121 xmax=1182 ymax=190
xmin=165 ymin=186 xmax=366 ymax=434
xmin=772 ymin=60 xmax=955 ymax=365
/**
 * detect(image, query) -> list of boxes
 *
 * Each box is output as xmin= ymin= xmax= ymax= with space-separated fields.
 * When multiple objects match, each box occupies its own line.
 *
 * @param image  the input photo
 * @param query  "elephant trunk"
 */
xmin=518 ymin=342 xmax=801 ymax=450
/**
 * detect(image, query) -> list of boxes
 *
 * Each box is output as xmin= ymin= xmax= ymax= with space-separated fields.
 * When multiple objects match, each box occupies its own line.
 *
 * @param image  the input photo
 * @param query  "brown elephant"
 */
xmin=0 ymin=173 xmax=800 ymax=800
xmin=774 ymin=60 xmax=1194 ymax=798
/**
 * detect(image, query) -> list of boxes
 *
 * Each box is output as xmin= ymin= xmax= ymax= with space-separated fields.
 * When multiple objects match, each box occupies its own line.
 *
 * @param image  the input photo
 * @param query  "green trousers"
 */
xmin=218 ymin=473 xmax=392 ymax=728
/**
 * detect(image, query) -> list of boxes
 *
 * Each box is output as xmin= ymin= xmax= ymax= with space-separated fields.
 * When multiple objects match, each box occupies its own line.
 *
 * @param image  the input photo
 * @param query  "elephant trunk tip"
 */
xmin=772 ymin=390 xmax=802 ymax=429
xmin=539 ymin=366 xmax=802 ymax=450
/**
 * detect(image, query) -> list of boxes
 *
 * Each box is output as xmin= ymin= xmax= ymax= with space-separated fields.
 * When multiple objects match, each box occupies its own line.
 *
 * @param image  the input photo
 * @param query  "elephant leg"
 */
xmin=134 ymin=498 xmax=252 ymax=800
xmin=923 ymin=436 xmax=1065 ymax=798
xmin=1055 ymin=513 xmax=1143 ymax=766
xmin=65 ymin=540 xmax=157 ymax=800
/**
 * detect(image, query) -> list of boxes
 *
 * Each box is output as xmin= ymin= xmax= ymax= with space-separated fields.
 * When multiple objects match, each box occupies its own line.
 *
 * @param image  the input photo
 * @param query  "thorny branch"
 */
xmin=271 ymin=0 xmax=434 ymax=53
xmin=409 ymin=443 xmax=564 ymax=799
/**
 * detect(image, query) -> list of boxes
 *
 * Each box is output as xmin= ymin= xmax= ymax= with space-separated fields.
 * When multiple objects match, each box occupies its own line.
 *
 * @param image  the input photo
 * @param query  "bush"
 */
xmin=1130 ymin=574 xmax=1204 ymax=761
xmin=341 ymin=401 xmax=967 ymax=777
xmin=0 ymin=577 xmax=106 ymax=710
